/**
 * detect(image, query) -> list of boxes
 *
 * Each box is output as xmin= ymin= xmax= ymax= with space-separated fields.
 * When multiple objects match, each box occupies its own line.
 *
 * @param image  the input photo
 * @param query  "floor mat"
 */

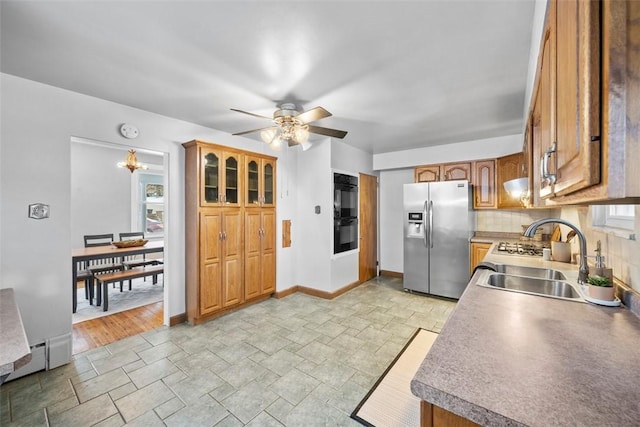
xmin=351 ymin=328 xmax=438 ymax=427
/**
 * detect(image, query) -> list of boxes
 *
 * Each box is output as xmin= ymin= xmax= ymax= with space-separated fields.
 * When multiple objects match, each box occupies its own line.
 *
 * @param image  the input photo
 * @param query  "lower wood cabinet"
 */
xmin=244 ymin=209 xmax=276 ymax=299
xmin=470 ymin=242 xmax=491 ymax=275
xmin=199 ymin=209 xmax=243 ymax=315
xmin=421 ymin=401 xmax=480 ymax=427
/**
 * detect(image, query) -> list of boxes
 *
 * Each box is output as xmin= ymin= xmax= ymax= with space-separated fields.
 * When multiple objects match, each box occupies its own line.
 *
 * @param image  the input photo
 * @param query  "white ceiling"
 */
xmin=0 ymin=1 xmax=536 ymax=154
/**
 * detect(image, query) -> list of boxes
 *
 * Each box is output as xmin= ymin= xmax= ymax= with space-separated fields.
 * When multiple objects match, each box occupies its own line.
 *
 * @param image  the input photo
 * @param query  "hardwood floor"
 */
xmin=72 ymin=301 xmax=164 ymax=355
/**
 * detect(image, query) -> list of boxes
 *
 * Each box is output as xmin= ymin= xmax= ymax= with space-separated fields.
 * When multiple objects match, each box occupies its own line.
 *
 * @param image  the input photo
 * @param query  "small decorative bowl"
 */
xmin=112 ymin=239 xmax=148 ymax=248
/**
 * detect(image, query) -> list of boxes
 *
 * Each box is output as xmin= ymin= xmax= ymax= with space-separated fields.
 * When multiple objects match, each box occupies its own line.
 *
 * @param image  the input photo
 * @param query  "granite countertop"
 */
xmin=410 ymin=244 xmax=640 ymax=426
xmin=0 ymin=288 xmax=31 ymax=378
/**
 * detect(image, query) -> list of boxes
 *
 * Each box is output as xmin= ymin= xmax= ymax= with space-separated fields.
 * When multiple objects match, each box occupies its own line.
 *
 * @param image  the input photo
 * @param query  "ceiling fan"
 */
xmin=231 ymin=103 xmax=348 ymax=151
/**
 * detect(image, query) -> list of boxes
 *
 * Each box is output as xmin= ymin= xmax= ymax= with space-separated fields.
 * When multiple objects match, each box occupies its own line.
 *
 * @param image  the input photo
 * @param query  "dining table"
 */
xmin=72 ymin=240 xmax=164 ymax=313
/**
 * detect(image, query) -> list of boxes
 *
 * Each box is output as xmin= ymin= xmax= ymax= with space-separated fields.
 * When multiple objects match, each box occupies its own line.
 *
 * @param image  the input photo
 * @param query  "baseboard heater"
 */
xmin=5 ymin=333 xmax=71 ymax=382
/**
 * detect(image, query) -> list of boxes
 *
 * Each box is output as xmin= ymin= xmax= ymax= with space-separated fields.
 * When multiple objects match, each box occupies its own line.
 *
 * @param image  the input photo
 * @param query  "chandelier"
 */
xmin=117 ymin=149 xmax=148 ymax=173
xmin=259 ymin=109 xmax=312 ymax=151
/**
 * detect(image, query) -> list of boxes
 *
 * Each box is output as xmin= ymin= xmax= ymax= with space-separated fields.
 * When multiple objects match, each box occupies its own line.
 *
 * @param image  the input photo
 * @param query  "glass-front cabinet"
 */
xmin=200 ymin=146 xmax=241 ymax=207
xmin=245 ymin=155 xmax=276 ymax=208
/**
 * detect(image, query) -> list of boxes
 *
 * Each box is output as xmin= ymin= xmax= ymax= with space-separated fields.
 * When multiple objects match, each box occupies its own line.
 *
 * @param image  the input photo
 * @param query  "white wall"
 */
xmin=373 ymin=134 xmax=524 ymax=170
xmin=0 ymin=74 xmax=296 ymax=353
xmin=295 ymin=141 xmax=332 ymax=290
xmin=331 ymin=139 xmax=374 ymax=176
xmin=522 ymin=0 xmax=549 ymax=125
xmin=379 ymin=168 xmax=414 ymax=273
xmin=70 ymin=143 xmax=131 ymax=247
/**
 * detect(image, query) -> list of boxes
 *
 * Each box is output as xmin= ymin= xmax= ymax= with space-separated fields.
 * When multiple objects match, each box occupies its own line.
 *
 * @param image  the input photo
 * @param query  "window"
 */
xmin=139 ymin=174 xmax=164 ymax=237
xmin=592 ymin=204 xmax=635 ymax=233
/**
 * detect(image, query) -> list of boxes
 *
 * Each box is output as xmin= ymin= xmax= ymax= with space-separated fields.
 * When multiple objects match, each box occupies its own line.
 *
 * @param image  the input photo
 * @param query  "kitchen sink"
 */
xmin=483 ymin=273 xmax=584 ymax=301
xmin=491 ymin=264 xmax=566 ymax=280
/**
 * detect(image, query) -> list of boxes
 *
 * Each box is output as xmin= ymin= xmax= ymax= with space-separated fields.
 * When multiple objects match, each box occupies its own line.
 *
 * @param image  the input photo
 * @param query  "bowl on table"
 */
xmin=112 ymin=239 xmax=148 ymax=248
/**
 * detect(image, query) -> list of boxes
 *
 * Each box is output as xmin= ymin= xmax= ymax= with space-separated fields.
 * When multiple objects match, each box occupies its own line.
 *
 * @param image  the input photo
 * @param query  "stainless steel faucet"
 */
xmin=523 ymin=218 xmax=589 ymax=284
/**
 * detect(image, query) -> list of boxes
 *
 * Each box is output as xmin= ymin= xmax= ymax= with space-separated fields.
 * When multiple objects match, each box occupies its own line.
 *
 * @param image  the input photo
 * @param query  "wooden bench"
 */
xmin=94 ymin=265 xmax=164 ymax=311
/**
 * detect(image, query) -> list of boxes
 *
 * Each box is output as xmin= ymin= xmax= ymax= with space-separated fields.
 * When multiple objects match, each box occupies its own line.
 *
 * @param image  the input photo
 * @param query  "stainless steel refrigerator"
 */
xmin=403 ymin=180 xmax=472 ymax=299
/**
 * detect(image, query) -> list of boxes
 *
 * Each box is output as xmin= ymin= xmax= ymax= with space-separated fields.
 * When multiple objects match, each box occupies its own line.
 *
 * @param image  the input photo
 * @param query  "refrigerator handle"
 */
xmin=428 ymin=200 xmax=434 ymax=248
xmin=423 ymin=201 xmax=429 ymax=248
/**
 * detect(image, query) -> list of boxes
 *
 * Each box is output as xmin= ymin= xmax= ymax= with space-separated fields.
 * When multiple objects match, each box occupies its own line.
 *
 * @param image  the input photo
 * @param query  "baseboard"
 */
xmin=380 ymin=270 xmax=403 ymax=278
xmin=297 ymin=280 xmax=362 ymax=300
xmin=273 ymin=286 xmax=298 ymax=299
xmin=176 ymin=279 xmax=369 ymax=323
xmin=170 ymin=313 xmax=187 ymax=326
xmin=188 ymin=294 xmax=271 ymax=325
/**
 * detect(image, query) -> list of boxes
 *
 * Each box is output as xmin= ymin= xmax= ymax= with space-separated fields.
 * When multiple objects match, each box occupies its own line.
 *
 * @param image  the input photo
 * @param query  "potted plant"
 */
xmin=587 ymin=275 xmax=614 ymax=301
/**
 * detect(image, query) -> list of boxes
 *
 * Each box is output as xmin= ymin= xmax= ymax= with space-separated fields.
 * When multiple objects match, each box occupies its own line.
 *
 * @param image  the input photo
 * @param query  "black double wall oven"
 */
xmin=334 ymin=173 xmax=358 ymax=254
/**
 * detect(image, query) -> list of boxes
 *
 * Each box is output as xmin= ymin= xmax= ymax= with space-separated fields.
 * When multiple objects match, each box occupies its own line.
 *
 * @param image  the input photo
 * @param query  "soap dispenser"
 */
xmin=593 ymin=240 xmax=613 ymax=282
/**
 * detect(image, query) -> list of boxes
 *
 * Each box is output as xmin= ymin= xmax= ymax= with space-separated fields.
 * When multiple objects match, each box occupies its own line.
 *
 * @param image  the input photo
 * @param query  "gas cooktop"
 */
xmin=493 ymin=241 xmax=550 ymax=257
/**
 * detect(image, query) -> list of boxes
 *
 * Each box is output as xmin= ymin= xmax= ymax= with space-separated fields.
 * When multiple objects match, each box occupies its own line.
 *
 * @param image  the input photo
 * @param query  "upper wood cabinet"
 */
xmin=199 ymin=145 xmax=242 ymax=207
xmin=528 ymin=0 xmax=640 ymax=205
xmin=442 ymin=163 xmax=472 ymax=181
xmin=552 ymin=0 xmax=600 ymax=197
xmin=415 ymin=165 xmax=441 ymax=183
xmin=497 ymin=153 xmax=525 ymax=209
xmin=415 ymin=162 xmax=471 ymax=183
xmin=245 ymin=155 xmax=276 ymax=208
xmin=472 ymin=160 xmax=496 ymax=209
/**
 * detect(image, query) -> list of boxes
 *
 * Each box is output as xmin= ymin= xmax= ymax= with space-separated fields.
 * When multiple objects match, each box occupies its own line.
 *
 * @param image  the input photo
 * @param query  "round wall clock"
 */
xmin=119 ymin=123 xmax=139 ymax=139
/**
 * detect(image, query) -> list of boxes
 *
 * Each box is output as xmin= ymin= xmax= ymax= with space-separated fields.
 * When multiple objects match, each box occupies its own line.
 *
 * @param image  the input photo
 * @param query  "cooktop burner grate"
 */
xmin=494 ymin=241 xmax=550 ymax=257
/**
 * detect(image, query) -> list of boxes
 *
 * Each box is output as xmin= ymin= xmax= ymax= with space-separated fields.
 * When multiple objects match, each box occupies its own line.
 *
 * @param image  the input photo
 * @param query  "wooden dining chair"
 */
xmin=119 ymin=232 xmax=161 ymax=287
xmin=82 ymin=233 xmax=123 ymax=298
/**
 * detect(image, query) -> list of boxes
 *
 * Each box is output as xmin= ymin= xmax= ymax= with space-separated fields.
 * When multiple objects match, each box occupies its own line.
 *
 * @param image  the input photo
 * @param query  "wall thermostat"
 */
xmin=29 ymin=203 xmax=50 ymax=219
xmin=119 ymin=123 xmax=139 ymax=139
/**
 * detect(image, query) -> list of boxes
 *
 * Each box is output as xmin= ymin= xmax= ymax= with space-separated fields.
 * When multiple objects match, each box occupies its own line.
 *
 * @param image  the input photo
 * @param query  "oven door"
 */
xmin=334 ymin=217 xmax=358 ymax=254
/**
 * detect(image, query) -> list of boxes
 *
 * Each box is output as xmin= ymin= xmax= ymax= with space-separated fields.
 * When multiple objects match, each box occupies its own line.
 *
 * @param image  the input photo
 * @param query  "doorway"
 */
xmin=70 ymin=138 xmax=167 ymax=350
xmin=359 ymin=173 xmax=378 ymax=282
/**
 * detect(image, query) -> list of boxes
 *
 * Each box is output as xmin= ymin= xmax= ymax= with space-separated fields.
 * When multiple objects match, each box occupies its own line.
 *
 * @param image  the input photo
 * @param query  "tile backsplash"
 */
xmin=476 ymin=208 xmax=559 ymax=235
xmin=477 ymin=206 xmax=639 ymax=294
xmin=562 ymin=205 xmax=639 ymax=294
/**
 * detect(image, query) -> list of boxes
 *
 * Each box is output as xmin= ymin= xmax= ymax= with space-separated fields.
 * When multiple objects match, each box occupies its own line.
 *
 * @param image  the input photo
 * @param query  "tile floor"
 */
xmin=0 ymin=276 xmax=456 ymax=426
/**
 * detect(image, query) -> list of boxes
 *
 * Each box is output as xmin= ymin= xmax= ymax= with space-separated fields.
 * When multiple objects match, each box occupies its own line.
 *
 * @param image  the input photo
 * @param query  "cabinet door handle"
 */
xmin=541 ymin=143 xmax=557 ymax=185
xmin=218 ymin=232 xmax=223 ymax=241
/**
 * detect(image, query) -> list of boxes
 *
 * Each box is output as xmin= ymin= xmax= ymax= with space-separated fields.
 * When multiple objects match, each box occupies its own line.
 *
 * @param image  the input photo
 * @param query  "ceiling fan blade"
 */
xmin=296 ymin=106 xmax=332 ymax=124
xmin=232 ymin=126 xmax=275 ymax=136
xmin=230 ymin=108 xmax=272 ymax=120
xmin=307 ymin=125 xmax=348 ymax=139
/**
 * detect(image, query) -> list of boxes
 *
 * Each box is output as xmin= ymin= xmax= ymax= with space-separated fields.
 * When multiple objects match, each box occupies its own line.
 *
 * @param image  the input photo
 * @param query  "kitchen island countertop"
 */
xmin=410 ymin=245 xmax=640 ymax=426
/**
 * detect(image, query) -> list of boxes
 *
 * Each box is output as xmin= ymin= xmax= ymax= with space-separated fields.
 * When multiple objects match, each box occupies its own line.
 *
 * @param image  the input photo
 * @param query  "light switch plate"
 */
xmin=28 ymin=203 xmax=50 ymax=219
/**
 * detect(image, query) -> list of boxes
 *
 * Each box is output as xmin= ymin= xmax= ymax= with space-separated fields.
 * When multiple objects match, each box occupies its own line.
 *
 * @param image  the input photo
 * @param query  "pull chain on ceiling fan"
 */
xmin=231 ymin=103 xmax=347 ymax=151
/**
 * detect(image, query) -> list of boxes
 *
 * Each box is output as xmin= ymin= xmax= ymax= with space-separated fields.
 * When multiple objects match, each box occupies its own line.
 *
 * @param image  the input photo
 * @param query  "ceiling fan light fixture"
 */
xmin=232 ymin=104 xmax=347 ymax=150
xmin=294 ymin=124 xmax=309 ymax=143
xmin=260 ymin=128 xmax=278 ymax=144
xmin=271 ymin=136 xmax=283 ymax=151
